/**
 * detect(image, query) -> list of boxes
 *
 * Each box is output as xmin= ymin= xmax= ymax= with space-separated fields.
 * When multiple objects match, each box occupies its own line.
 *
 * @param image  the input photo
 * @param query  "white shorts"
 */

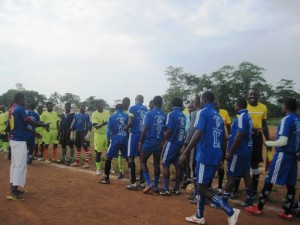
xmin=9 ymin=140 xmax=27 ymax=187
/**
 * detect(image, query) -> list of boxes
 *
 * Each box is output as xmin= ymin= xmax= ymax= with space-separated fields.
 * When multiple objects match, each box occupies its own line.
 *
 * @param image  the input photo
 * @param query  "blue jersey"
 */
xmin=107 ymin=110 xmax=129 ymax=144
xmin=60 ymin=112 xmax=75 ymax=131
xmin=71 ymin=113 xmax=92 ymax=132
xmin=275 ymin=113 xmax=300 ymax=154
xmin=129 ymin=103 xmax=148 ymax=134
xmin=26 ymin=110 xmax=40 ymax=137
xmin=228 ymin=109 xmax=253 ymax=158
xmin=165 ymin=107 xmax=186 ymax=145
xmin=142 ymin=107 xmax=167 ymax=150
xmin=9 ymin=104 xmax=30 ymax=141
xmin=194 ymin=103 xmax=225 ymax=165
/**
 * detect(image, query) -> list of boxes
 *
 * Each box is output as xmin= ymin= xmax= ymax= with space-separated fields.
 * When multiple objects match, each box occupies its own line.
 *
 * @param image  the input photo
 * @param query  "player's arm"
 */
xmin=124 ymin=116 xmax=134 ymax=130
xmin=226 ymin=131 xmax=244 ymax=161
xmin=262 ymin=119 xmax=272 ymax=151
xmin=160 ymin=128 xmax=172 ymax=149
xmin=226 ymin=124 xmax=231 ymax=135
xmin=26 ymin=128 xmax=42 ymax=138
xmin=27 ymin=118 xmax=49 ymax=130
xmin=138 ymin=126 xmax=148 ymax=153
xmin=265 ymin=136 xmax=288 ymax=147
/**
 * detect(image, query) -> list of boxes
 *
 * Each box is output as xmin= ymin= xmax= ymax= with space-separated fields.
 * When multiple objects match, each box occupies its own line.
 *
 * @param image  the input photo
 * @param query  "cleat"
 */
xmin=159 ymin=190 xmax=171 ymax=196
xmin=216 ymin=188 xmax=223 ymax=195
xmin=138 ymin=181 xmax=146 ymax=188
xmin=100 ymin=177 xmax=110 ymax=184
xmin=117 ymin=173 xmax=124 ymax=179
xmin=45 ymin=160 xmax=51 ymax=164
xmin=245 ymin=205 xmax=263 ymax=215
xmin=70 ymin=162 xmax=80 ymax=167
xmin=189 ymin=199 xmax=198 ymax=204
xmin=171 ymin=189 xmax=180 ymax=195
xmin=57 ymin=159 xmax=65 ymax=164
xmin=37 ymin=157 xmax=44 ymax=161
xmin=83 ymin=163 xmax=89 ymax=168
xmin=186 ymin=195 xmax=196 ymax=200
xmin=278 ymin=212 xmax=292 ymax=221
xmin=185 ymin=215 xmax=205 ymax=224
xmin=228 ymin=208 xmax=240 ymax=225
xmin=126 ymin=183 xmax=138 ymax=190
xmin=211 ymin=203 xmax=220 ymax=209
xmin=96 ymin=169 xmax=101 ymax=176
xmin=143 ymin=185 xmax=153 ymax=194
xmin=6 ymin=194 xmax=25 ymax=201
xmin=110 ymin=168 xmax=116 ymax=174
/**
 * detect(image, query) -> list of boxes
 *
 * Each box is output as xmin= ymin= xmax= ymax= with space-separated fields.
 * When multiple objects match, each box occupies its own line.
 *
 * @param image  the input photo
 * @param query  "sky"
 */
xmin=1 ymin=0 xmax=300 ymax=106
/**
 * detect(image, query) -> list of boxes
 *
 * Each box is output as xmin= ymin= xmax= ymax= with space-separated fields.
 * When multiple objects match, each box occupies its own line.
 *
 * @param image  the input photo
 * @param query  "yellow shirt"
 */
xmin=219 ymin=109 xmax=231 ymax=125
xmin=40 ymin=111 xmax=59 ymax=130
xmin=0 ymin=111 xmax=8 ymax=133
xmin=92 ymin=109 xmax=110 ymax=134
xmin=247 ymin=102 xmax=267 ymax=129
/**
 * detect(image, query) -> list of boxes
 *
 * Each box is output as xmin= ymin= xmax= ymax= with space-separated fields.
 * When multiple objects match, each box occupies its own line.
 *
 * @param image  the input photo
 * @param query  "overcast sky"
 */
xmin=1 ymin=0 xmax=299 ymax=106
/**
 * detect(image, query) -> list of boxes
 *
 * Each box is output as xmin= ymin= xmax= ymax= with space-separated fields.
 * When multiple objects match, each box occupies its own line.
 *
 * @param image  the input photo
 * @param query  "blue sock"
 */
xmin=143 ymin=172 xmax=151 ymax=186
xmin=245 ymin=188 xmax=253 ymax=204
xmin=164 ymin=178 xmax=170 ymax=191
xmin=154 ymin=176 xmax=159 ymax=188
xmin=196 ymin=195 xmax=205 ymax=218
xmin=211 ymin=195 xmax=234 ymax=216
xmin=174 ymin=179 xmax=180 ymax=191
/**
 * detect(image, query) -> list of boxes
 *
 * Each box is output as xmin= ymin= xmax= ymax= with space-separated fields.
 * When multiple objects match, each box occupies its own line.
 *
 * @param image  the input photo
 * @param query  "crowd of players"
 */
xmin=2 ymin=89 xmax=300 ymax=225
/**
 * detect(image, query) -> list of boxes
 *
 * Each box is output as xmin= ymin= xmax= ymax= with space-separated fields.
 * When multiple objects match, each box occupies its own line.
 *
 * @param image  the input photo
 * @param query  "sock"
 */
xmin=62 ymin=148 xmax=67 ymax=160
xmin=233 ymin=177 xmax=241 ymax=193
xmin=193 ymin=178 xmax=197 ymax=196
xmin=104 ymin=159 xmax=111 ymax=178
xmin=174 ymin=178 xmax=180 ymax=191
xmin=196 ymin=195 xmax=205 ymax=219
xmin=69 ymin=148 xmax=74 ymax=161
xmin=252 ymin=174 xmax=260 ymax=195
xmin=223 ymin=191 xmax=230 ymax=204
xmin=143 ymin=171 xmax=151 ymax=186
xmin=283 ymin=185 xmax=295 ymax=215
xmin=164 ymin=178 xmax=170 ymax=191
xmin=258 ymin=183 xmax=273 ymax=210
xmin=154 ymin=176 xmax=159 ymax=188
xmin=218 ymin=169 xmax=224 ymax=189
xmin=245 ymin=188 xmax=253 ymax=205
xmin=52 ymin=148 xmax=57 ymax=161
xmin=84 ymin=149 xmax=89 ymax=164
xmin=128 ymin=162 xmax=136 ymax=183
xmin=96 ymin=162 xmax=101 ymax=170
xmin=76 ymin=148 xmax=81 ymax=164
xmin=140 ymin=169 xmax=145 ymax=182
xmin=211 ymin=194 xmax=234 ymax=216
xmin=118 ymin=154 xmax=123 ymax=173
xmin=44 ymin=149 xmax=49 ymax=161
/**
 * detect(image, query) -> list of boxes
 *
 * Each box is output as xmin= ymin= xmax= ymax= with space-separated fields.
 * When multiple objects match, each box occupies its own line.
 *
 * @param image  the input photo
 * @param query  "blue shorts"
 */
xmin=26 ymin=135 xmax=35 ymax=149
xmin=161 ymin=141 xmax=181 ymax=167
xmin=107 ymin=142 xmax=127 ymax=159
xmin=196 ymin=163 xmax=217 ymax=184
xmin=127 ymin=133 xmax=140 ymax=157
xmin=265 ymin=152 xmax=298 ymax=186
xmin=142 ymin=140 xmax=161 ymax=153
xmin=227 ymin=155 xmax=251 ymax=177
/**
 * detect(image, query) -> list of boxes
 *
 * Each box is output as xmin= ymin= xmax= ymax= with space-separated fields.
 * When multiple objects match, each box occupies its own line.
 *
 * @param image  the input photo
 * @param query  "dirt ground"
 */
xmin=0 ymin=127 xmax=299 ymax=225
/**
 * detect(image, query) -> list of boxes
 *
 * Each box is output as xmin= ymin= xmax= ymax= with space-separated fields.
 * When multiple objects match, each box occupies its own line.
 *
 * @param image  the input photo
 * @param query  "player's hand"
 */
xmin=178 ymin=153 xmax=187 ymax=166
xmin=84 ymin=131 xmax=91 ymax=141
xmin=35 ymin=133 xmax=42 ymax=139
xmin=70 ymin=132 xmax=74 ymax=141
xmin=44 ymin=123 xmax=50 ymax=132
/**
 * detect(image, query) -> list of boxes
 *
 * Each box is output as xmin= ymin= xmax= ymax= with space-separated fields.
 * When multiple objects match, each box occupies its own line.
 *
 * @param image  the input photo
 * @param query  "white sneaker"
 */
xmin=110 ymin=168 xmax=116 ymax=174
xmin=96 ymin=169 xmax=101 ymax=175
xmin=185 ymin=215 xmax=205 ymax=224
xmin=228 ymin=208 xmax=240 ymax=225
xmin=83 ymin=163 xmax=90 ymax=168
xmin=126 ymin=183 xmax=137 ymax=190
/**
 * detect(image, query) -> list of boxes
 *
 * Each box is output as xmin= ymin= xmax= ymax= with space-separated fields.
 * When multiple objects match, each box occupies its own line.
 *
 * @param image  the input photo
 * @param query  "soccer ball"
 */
xmin=185 ymin=183 xmax=194 ymax=195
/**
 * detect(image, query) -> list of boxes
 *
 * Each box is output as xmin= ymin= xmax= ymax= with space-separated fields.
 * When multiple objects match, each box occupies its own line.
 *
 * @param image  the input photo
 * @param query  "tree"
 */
xmin=49 ymin=92 xmax=61 ymax=105
xmin=84 ymin=96 xmax=109 ymax=111
xmin=0 ymin=89 xmax=46 ymax=107
xmin=15 ymin=83 xmax=25 ymax=91
xmin=274 ymin=79 xmax=300 ymax=105
xmin=60 ymin=93 xmax=81 ymax=108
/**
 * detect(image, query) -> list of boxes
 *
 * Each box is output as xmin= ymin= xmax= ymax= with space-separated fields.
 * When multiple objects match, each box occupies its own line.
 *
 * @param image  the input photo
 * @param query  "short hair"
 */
xmin=115 ymin=104 xmax=123 ymax=111
xmin=284 ymin=98 xmax=297 ymax=111
xmin=136 ymin=95 xmax=144 ymax=103
xmin=172 ymin=98 xmax=183 ymax=108
xmin=65 ymin=102 xmax=71 ymax=106
xmin=122 ymin=97 xmax=130 ymax=104
xmin=29 ymin=102 xmax=36 ymax=110
xmin=236 ymin=98 xmax=247 ymax=109
xmin=46 ymin=101 xmax=52 ymax=106
xmin=15 ymin=92 xmax=25 ymax=103
xmin=195 ymin=96 xmax=201 ymax=105
xmin=153 ymin=96 xmax=163 ymax=107
xmin=249 ymin=88 xmax=260 ymax=94
xmin=201 ymin=91 xmax=214 ymax=103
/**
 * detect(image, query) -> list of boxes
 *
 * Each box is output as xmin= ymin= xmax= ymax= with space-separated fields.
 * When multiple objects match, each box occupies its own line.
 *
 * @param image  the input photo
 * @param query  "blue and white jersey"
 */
xmin=194 ymin=103 xmax=225 ymax=165
xmin=107 ymin=110 xmax=129 ymax=144
xmin=165 ymin=107 xmax=186 ymax=145
xmin=142 ymin=108 xmax=167 ymax=149
xmin=71 ymin=113 xmax=92 ymax=132
xmin=275 ymin=112 xmax=300 ymax=154
xmin=129 ymin=103 xmax=148 ymax=134
xmin=26 ymin=109 xmax=40 ymax=132
xmin=228 ymin=109 xmax=253 ymax=158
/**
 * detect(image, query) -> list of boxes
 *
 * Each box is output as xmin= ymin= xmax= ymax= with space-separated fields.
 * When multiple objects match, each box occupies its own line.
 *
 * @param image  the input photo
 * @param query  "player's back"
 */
xmin=166 ymin=107 xmax=186 ymax=145
xmin=129 ymin=103 xmax=148 ymax=134
xmin=108 ymin=110 xmax=128 ymax=143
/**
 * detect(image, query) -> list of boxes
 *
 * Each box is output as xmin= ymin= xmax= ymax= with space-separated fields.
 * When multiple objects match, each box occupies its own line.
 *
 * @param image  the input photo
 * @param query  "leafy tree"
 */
xmin=0 ymin=89 xmax=46 ymax=107
xmin=60 ymin=93 xmax=81 ymax=108
xmin=274 ymin=79 xmax=300 ymax=105
xmin=84 ymin=96 xmax=109 ymax=111
xmin=49 ymin=92 xmax=61 ymax=105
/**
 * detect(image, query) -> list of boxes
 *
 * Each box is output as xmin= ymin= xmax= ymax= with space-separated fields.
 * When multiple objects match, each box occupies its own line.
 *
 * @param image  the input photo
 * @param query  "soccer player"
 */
xmin=70 ymin=102 xmax=92 ymax=168
xmin=179 ymin=91 xmax=240 ymax=225
xmin=160 ymin=98 xmax=186 ymax=196
xmin=222 ymin=98 xmax=254 ymax=207
xmin=35 ymin=105 xmax=44 ymax=160
xmin=100 ymin=104 xmax=129 ymax=184
xmin=0 ymin=105 xmax=9 ymax=152
xmin=125 ymin=95 xmax=148 ymax=189
xmin=214 ymin=99 xmax=231 ymax=193
xmin=92 ymin=100 xmax=110 ymax=175
xmin=139 ymin=96 xmax=166 ymax=193
xmin=25 ymin=102 xmax=41 ymax=164
xmin=40 ymin=102 xmax=60 ymax=163
xmin=245 ymin=98 xmax=300 ymax=221
xmin=7 ymin=93 xmax=49 ymax=201
xmin=58 ymin=102 xmax=75 ymax=165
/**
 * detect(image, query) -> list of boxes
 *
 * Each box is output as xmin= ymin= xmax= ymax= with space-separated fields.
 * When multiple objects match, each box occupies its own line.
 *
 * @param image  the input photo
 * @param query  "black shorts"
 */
xmin=75 ymin=131 xmax=90 ymax=149
xmin=59 ymin=129 xmax=74 ymax=148
xmin=251 ymin=132 xmax=263 ymax=168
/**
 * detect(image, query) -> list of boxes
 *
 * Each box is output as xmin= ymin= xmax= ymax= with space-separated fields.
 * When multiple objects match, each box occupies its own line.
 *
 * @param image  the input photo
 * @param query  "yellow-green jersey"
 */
xmin=40 ymin=111 xmax=59 ymax=130
xmin=247 ymin=102 xmax=267 ymax=129
xmin=0 ymin=111 xmax=8 ymax=134
xmin=92 ymin=109 xmax=110 ymax=135
xmin=219 ymin=109 xmax=231 ymax=125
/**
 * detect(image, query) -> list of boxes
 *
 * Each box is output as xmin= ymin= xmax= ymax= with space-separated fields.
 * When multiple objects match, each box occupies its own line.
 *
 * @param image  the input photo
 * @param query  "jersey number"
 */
xmin=213 ymin=131 xmax=221 ymax=148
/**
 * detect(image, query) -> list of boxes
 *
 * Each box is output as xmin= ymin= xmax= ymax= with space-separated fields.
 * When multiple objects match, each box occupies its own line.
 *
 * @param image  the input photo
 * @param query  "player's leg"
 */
xmin=83 ymin=137 xmax=90 ymax=168
xmin=217 ymin=161 xmax=225 ymax=192
xmin=126 ymin=133 xmax=139 ymax=187
xmin=100 ymin=143 xmax=119 ymax=184
xmin=68 ymin=132 xmax=75 ymax=165
xmin=43 ymin=129 xmax=51 ymax=163
xmin=160 ymin=142 xmax=172 ymax=195
xmin=251 ymin=132 xmax=263 ymax=197
xmin=141 ymin=150 xmax=153 ymax=193
xmin=152 ymin=149 xmax=161 ymax=192
xmin=71 ymin=131 xmax=82 ymax=166
xmin=58 ymin=130 xmax=66 ymax=163
xmin=117 ymin=151 xmax=123 ymax=175
xmin=94 ymin=133 xmax=102 ymax=174
xmin=51 ymin=129 xmax=59 ymax=162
